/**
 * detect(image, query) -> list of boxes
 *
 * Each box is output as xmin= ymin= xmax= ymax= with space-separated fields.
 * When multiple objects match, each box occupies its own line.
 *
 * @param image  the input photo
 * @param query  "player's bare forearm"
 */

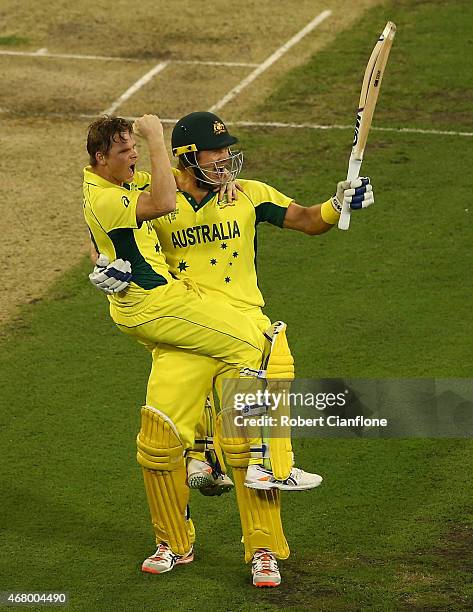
xmin=134 ymin=115 xmax=176 ymax=221
xmin=283 ymin=202 xmax=334 ymax=235
xmin=149 ymin=141 xmax=176 ymax=213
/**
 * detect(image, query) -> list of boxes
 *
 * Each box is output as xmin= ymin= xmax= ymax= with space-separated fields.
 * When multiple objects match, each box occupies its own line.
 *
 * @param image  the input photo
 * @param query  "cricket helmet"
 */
xmin=171 ymin=111 xmax=243 ymax=187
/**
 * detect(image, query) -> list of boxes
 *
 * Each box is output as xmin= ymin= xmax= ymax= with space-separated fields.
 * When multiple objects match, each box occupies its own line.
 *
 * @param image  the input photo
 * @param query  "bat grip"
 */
xmin=338 ymin=157 xmax=363 ymax=230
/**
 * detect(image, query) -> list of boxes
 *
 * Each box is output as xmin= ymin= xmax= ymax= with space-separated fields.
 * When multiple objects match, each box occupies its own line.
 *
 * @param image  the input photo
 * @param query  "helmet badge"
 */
xmin=213 ymin=121 xmax=227 ymax=135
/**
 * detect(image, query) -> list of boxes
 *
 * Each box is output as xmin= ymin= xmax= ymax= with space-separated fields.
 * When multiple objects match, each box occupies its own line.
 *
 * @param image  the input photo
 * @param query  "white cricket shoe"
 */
xmin=244 ymin=464 xmax=323 ymax=491
xmin=252 ymin=549 xmax=281 ymax=587
xmin=187 ymin=458 xmax=214 ymax=489
xmin=141 ymin=542 xmax=194 ymax=574
xmin=187 ymin=458 xmax=234 ymax=496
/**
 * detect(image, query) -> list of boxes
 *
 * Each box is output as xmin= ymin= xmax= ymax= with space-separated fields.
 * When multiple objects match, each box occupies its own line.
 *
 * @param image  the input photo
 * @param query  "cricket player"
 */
xmin=84 ymin=113 xmax=323 ymax=587
xmin=83 ymin=114 xmax=268 ymax=372
xmin=90 ymin=111 xmax=374 ymax=586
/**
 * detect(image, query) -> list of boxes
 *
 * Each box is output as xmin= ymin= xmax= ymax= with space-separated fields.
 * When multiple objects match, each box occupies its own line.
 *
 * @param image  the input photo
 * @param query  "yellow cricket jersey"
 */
xmin=152 ymin=178 xmax=293 ymax=309
xmin=82 ymin=166 xmax=173 ymax=305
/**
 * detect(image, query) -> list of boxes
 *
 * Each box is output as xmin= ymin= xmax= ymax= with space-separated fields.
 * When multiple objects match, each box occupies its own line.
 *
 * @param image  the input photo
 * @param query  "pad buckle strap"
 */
xmin=193 ymin=437 xmax=214 ymax=451
xmin=240 ymin=402 xmax=270 ymax=417
xmin=250 ymin=443 xmax=269 ymax=460
xmin=240 ymin=367 xmax=267 ymax=379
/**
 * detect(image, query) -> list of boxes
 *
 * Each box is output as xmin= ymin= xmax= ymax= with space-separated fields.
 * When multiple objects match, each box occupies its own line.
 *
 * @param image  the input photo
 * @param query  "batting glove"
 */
xmin=331 ymin=177 xmax=374 ymax=213
xmin=89 ymin=254 xmax=132 ymax=294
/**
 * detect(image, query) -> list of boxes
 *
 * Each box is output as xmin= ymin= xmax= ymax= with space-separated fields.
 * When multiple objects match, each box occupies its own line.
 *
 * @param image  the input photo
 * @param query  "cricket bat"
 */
xmin=338 ymin=21 xmax=397 ymax=230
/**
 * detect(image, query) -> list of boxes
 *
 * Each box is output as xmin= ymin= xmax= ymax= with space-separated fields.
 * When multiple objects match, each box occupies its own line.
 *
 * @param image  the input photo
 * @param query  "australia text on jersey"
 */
xmin=171 ymin=220 xmax=241 ymax=249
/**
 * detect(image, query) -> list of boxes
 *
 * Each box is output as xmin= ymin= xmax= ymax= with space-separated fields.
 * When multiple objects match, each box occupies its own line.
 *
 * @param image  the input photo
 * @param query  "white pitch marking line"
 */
xmin=81 ymin=114 xmax=473 ymax=137
xmin=0 ymin=49 xmax=144 ymax=62
xmin=0 ymin=49 xmax=259 ymax=67
xmin=230 ymin=120 xmax=473 ymax=137
xmin=78 ymin=113 xmax=180 ymax=124
xmin=78 ymin=113 xmax=182 ymax=125
xmin=173 ymin=59 xmax=260 ymax=67
xmin=102 ymin=61 xmax=169 ymax=115
xmin=1 ymin=107 xmax=471 ymax=137
xmin=209 ymin=9 xmax=332 ymax=113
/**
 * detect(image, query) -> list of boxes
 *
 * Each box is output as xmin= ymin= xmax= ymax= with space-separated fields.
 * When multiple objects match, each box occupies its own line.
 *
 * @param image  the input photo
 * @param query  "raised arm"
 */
xmin=133 ymin=114 xmax=176 ymax=222
xmin=283 ymin=178 xmax=374 ymax=235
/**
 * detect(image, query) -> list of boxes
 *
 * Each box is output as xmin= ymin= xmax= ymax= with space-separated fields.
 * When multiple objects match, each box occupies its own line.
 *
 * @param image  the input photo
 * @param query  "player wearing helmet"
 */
xmin=88 ymin=110 xmax=374 ymax=586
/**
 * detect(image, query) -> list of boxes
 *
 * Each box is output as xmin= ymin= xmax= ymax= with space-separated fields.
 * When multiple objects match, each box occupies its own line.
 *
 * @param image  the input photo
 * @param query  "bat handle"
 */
xmin=338 ymin=157 xmax=363 ymax=230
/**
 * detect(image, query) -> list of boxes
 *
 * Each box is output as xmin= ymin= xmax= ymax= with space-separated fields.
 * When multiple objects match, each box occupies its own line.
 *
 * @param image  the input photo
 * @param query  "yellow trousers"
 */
xmin=146 ymin=309 xmax=270 ymax=450
xmin=144 ymin=308 xmax=289 ymax=561
xmin=111 ymin=278 xmax=265 ymax=372
xmin=118 ymin=282 xmax=290 ymax=560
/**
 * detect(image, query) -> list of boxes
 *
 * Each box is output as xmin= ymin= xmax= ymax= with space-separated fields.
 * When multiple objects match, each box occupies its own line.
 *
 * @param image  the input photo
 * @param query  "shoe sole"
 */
xmin=187 ymin=473 xmax=214 ymax=489
xmin=245 ymin=480 xmax=322 ymax=491
xmin=141 ymin=552 xmax=194 ymax=574
xmin=199 ymin=483 xmax=234 ymax=497
xmin=253 ymin=580 xmax=281 ymax=587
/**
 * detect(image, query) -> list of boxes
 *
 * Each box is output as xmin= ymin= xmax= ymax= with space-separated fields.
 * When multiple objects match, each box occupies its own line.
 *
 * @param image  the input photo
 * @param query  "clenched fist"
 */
xmin=132 ymin=114 xmax=165 ymax=142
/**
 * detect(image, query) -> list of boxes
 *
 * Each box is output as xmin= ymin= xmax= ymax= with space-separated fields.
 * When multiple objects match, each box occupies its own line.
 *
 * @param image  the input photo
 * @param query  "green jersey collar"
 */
xmin=179 ymin=190 xmax=216 ymax=212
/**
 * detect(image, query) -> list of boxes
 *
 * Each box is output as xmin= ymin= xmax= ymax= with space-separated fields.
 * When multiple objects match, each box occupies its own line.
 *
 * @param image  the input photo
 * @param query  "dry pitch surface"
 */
xmin=0 ymin=0 xmax=383 ymax=324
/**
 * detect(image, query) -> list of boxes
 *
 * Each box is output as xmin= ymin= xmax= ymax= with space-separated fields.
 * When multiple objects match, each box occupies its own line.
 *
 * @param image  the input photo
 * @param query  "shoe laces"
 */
xmin=254 ymin=465 xmax=273 ymax=475
xmin=151 ymin=542 xmax=171 ymax=561
xmin=290 ymin=467 xmax=303 ymax=479
xmin=253 ymin=550 xmax=278 ymax=575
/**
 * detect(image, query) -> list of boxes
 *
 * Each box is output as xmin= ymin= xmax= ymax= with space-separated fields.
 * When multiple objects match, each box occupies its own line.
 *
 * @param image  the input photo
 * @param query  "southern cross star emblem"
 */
xmin=225 ymin=277 xmax=231 ymax=283
xmin=210 ymin=258 xmax=217 ymax=266
xmin=178 ymin=260 xmax=189 ymax=272
xmin=221 ymin=242 xmax=228 ymax=250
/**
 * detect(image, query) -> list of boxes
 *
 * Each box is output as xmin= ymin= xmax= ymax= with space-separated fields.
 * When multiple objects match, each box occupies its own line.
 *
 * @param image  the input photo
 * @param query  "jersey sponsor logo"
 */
xmin=171 ymin=220 xmax=241 ymax=248
xmin=122 ymin=195 xmax=130 ymax=208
